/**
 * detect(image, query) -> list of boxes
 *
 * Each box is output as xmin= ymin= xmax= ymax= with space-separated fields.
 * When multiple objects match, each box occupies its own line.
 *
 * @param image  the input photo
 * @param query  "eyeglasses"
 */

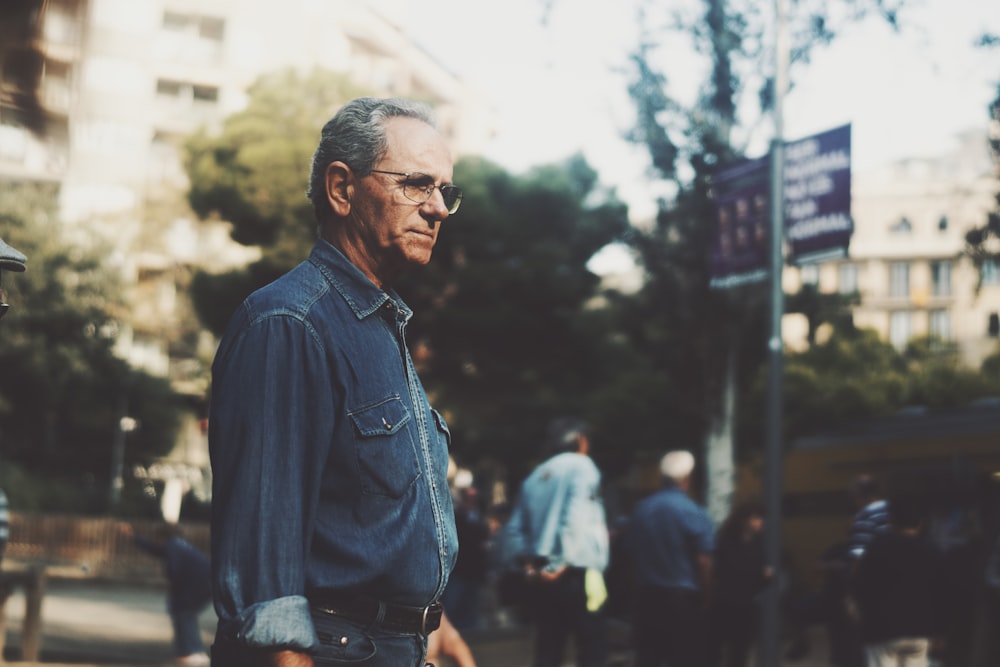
xmin=369 ymin=169 xmax=463 ymax=214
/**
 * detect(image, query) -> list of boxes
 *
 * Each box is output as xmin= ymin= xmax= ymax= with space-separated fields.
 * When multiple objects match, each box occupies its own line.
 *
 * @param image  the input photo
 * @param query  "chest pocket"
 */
xmin=349 ymin=396 xmax=421 ymax=498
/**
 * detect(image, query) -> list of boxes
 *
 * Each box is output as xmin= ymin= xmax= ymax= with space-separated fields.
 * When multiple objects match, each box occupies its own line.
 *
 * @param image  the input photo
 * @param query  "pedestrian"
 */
xmin=626 ymin=449 xmax=715 ymax=667
xmin=121 ymin=523 xmax=212 ymax=666
xmin=850 ymin=499 xmax=944 ymax=667
xmin=847 ymin=474 xmax=890 ymax=562
xmin=709 ymin=500 xmax=768 ymax=667
xmin=839 ymin=474 xmax=891 ymax=666
xmin=208 ymin=97 xmax=462 ymax=667
xmin=442 ymin=485 xmax=491 ymax=631
xmin=0 ymin=236 xmax=27 ymax=320
xmin=502 ymin=417 xmax=611 ymax=667
xmin=0 ymin=486 xmax=9 ymax=566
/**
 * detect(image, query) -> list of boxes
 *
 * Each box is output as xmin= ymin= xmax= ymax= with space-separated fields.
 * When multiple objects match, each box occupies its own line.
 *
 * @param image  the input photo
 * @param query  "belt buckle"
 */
xmin=420 ymin=602 xmax=442 ymax=635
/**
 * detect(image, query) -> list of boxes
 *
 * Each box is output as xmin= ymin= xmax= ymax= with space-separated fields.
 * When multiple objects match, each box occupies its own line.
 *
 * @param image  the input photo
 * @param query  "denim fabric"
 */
xmin=627 ymin=486 xmax=714 ymax=591
xmin=504 ymin=452 xmax=609 ymax=572
xmin=133 ymin=535 xmax=211 ymax=613
xmin=209 ymin=239 xmax=457 ymax=652
xmin=210 ymin=611 xmax=428 ymax=667
xmin=171 ymin=609 xmax=207 ymax=657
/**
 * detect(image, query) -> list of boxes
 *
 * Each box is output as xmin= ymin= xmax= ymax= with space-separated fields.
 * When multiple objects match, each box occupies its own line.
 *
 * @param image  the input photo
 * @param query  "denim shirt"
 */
xmin=503 ymin=452 xmax=609 ymax=573
xmin=627 ymin=486 xmax=714 ymax=591
xmin=209 ymin=239 xmax=458 ymax=652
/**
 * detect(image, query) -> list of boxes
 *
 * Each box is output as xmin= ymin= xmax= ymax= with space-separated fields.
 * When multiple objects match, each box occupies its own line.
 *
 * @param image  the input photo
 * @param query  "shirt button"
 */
xmin=340 ymin=636 xmax=349 ymax=646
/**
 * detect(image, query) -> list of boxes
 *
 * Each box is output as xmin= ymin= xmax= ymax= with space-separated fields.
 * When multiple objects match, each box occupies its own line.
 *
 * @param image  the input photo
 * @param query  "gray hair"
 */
xmin=307 ymin=97 xmax=438 ymax=225
xmin=542 ymin=417 xmax=591 ymax=457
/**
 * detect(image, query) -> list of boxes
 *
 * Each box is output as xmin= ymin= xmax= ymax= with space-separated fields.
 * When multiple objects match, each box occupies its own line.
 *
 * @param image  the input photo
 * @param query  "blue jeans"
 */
xmin=172 ymin=609 xmax=206 ymax=657
xmin=210 ymin=610 xmax=428 ymax=667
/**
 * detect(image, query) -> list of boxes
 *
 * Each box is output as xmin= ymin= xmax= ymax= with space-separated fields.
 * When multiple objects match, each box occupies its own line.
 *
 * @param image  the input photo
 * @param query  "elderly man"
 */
xmin=209 ymin=98 xmax=462 ymax=667
xmin=626 ymin=450 xmax=715 ymax=667
xmin=503 ymin=418 xmax=610 ymax=667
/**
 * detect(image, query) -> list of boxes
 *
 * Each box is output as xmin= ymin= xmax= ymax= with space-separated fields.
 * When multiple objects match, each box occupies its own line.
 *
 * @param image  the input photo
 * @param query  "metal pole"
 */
xmin=109 ymin=394 xmax=128 ymax=508
xmin=760 ymin=0 xmax=788 ymax=664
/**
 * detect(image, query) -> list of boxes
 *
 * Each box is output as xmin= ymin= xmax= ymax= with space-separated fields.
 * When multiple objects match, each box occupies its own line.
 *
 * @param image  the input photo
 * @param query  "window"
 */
xmin=938 ymin=215 xmax=948 ymax=232
xmin=929 ymin=310 xmax=951 ymax=341
xmin=890 ymin=217 xmax=912 ymax=234
xmin=839 ymin=263 xmax=858 ymax=293
xmin=989 ymin=313 xmax=999 ymax=338
xmin=156 ymin=78 xmax=219 ymax=106
xmin=0 ymin=121 xmax=28 ymax=161
xmin=889 ymin=311 xmax=912 ymax=350
xmin=889 ymin=262 xmax=909 ymax=299
xmin=983 ymin=259 xmax=1000 ymax=286
xmin=930 ymin=261 xmax=951 ymax=297
xmin=800 ymin=264 xmax=819 ymax=286
xmin=158 ymin=11 xmax=225 ymax=63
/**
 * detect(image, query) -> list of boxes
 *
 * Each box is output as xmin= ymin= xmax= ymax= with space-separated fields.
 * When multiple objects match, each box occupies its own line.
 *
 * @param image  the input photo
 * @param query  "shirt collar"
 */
xmin=308 ymin=238 xmax=413 ymax=322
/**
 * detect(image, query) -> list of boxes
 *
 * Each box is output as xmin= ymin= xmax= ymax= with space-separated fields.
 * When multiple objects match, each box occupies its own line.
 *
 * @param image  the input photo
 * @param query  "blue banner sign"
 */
xmin=708 ymin=155 xmax=771 ymax=289
xmin=784 ymin=123 xmax=852 ymax=265
xmin=708 ymin=124 xmax=852 ymax=289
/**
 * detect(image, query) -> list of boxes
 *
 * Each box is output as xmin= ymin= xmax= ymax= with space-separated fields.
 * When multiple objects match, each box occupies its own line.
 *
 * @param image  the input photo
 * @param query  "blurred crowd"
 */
xmin=441 ymin=436 xmax=1000 ymax=667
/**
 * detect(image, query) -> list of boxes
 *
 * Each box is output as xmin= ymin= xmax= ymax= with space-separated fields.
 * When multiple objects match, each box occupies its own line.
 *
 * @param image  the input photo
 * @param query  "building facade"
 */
xmin=785 ymin=130 xmax=1000 ymax=368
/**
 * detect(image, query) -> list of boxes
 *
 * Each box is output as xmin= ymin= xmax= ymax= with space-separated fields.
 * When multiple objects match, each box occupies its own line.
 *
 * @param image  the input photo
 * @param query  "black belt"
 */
xmin=310 ymin=593 xmax=443 ymax=635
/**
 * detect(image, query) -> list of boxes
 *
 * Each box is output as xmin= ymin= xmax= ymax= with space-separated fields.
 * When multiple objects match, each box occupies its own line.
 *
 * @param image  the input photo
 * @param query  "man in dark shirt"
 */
xmin=851 ymin=499 xmax=942 ymax=667
xmin=626 ymin=450 xmax=714 ymax=667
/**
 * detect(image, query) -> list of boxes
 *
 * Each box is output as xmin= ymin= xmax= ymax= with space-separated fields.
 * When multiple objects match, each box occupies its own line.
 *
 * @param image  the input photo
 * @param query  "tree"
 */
xmin=964 ymin=82 xmax=1000 ymax=292
xmin=740 ymin=326 xmax=1000 ymax=448
xmin=618 ymin=0 xmax=907 ymax=523
xmin=0 ymin=181 xmax=181 ymax=514
xmin=398 ymin=155 xmax=632 ymax=482
xmin=185 ymin=68 xmax=372 ymax=334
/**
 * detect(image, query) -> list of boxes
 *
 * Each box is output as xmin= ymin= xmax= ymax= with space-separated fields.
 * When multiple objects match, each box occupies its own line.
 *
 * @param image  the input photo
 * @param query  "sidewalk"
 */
xmin=2 ymin=579 xmax=834 ymax=666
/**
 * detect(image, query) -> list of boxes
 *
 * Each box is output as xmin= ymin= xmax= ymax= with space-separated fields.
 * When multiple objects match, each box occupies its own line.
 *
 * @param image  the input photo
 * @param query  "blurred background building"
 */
xmin=0 ymin=0 xmax=495 ymax=510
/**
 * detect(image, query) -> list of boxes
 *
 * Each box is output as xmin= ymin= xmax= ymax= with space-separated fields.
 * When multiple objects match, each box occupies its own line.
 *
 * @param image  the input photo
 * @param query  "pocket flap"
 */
xmin=349 ymin=396 xmax=411 ymax=437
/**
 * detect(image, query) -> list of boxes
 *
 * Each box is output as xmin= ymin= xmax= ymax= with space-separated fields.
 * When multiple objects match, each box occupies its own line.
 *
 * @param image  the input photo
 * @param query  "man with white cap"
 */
xmin=626 ymin=450 xmax=715 ymax=667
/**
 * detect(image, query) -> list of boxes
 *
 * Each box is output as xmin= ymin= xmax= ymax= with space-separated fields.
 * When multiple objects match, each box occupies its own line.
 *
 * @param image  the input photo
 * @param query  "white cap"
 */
xmin=660 ymin=450 xmax=695 ymax=481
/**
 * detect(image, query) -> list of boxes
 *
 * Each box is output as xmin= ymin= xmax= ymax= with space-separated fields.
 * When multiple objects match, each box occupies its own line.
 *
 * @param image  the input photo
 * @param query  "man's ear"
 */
xmin=325 ymin=161 xmax=353 ymax=217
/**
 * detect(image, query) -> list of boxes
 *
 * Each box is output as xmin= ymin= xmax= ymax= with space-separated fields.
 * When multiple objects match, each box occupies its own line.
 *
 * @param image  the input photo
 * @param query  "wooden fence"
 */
xmin=4 ymin=513 xmax=210 ymax=584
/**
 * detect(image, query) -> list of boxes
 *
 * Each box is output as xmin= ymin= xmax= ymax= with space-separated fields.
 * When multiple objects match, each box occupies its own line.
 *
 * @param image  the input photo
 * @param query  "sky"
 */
xmin=398 ymin=0 xmax=997 ymax=230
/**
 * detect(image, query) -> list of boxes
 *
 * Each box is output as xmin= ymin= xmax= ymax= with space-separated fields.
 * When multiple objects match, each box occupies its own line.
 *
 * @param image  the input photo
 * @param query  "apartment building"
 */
xmin=785 ymin=129 xmax=1000 ymax=368
xmin=0 ymin=0 xmax=494 ymax=505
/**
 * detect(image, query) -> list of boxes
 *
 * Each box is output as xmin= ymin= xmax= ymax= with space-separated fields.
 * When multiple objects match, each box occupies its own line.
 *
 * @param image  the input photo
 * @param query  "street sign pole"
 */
xmin=760 ymin=0 xmax=788 ymax=664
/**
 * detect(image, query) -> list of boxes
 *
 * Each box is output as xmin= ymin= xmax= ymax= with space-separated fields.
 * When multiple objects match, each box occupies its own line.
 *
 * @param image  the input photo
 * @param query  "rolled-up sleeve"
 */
xmin=209 ymin=309 xmax=333 ymax=651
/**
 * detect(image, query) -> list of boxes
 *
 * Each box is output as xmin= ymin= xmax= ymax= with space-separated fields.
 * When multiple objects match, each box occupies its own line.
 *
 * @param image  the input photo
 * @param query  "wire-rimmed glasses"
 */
xmin=369 ymin=169 xmax=463 ymax=214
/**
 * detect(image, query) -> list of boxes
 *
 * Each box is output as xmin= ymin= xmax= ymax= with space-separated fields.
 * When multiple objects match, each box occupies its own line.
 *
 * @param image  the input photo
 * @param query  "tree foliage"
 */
xmin=741 ymin=327 xmax=1000 ymax=446
xmin=963 ymin=83 xmax=1000 ymax=287
xmin=0 ymin=182 xmax=181 ymax=513
xmin=398 ymin=155 xmax=631 ymax=480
